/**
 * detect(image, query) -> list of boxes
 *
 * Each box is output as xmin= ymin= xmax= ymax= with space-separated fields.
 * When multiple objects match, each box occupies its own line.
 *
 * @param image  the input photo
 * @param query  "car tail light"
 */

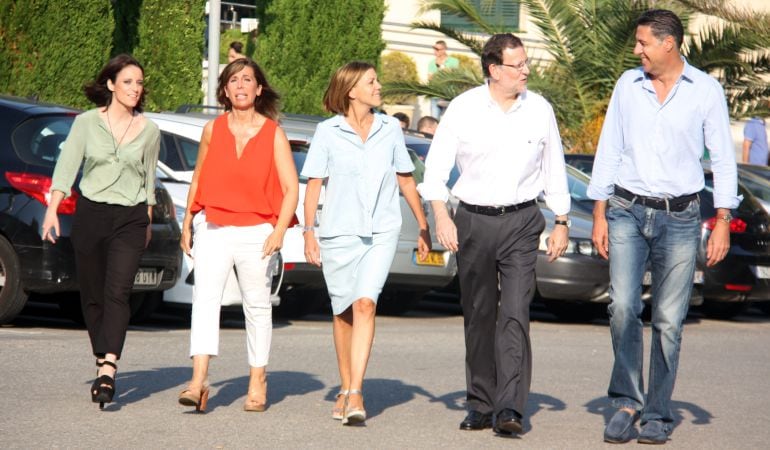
xmin=5 ymin=172 xmax=78 ymax=214
xmin=724 ymin=284 xmax=751 ymax=292
xmin=284 ymin=263 xmax=296 ymax=271
xmin=703 ymin=216 xmax=747 ymax=233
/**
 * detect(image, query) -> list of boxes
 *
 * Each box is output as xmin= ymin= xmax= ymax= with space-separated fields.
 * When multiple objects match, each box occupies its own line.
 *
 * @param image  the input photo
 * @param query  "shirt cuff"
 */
xmin=586 ymin=183 xmax=613 ymax=201
xmin=713 ymin=193 xmax=742 ymax=210
xmin=417 ymin=181 xmax=449 ymax=203
xmin=544 ymin=193 xmax=571 ymax=217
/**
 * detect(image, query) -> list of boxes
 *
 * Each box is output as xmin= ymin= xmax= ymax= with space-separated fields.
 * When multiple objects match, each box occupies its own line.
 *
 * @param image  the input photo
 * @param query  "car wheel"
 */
xmin=129 ymin=291 xmax=163 ymax=324
xmin=274 ymin=288 xmax=329 ymax=318
xmin=542 ymin=299 xmax=604 ymax=322
xmin=0 ymin=236 xmax=29 ymax=324
xmin=376 ymin=289 xmax=426 ymax=316
xmin=700 ymin=301 xmax=748 ymax=320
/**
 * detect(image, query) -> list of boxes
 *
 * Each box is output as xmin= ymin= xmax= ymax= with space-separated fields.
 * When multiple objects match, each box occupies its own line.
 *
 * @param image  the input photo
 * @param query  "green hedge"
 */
xmin=257 ymin=0 xmax=385 ymax=115
xmin=130 ymin=0 xmax=205 ymax=111
xmin=0 ymin=0 xmax=204 ymax=111
xmin=0 ymin=0 xmax=113 ymax=109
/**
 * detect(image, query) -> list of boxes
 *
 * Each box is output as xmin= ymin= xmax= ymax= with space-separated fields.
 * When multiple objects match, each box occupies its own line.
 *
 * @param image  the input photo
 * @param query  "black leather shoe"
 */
xmin=493 ymin=408 xmax=524 ymax=434
xmin=459 ymin=411 xmax=493 ymax=430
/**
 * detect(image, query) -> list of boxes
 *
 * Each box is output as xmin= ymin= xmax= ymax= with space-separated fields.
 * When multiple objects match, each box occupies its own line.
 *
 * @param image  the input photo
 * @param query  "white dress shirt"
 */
xmin=417 ymin=83 xmax=571 ymax=216
xmin=587 ymin=60 xmax=740 ymax=209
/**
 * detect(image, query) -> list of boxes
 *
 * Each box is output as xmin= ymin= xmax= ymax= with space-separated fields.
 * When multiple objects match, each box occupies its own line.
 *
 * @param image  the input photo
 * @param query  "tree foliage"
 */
xmin=394 ymin=0 xmax=770 ymax=153
xmin=257 ymin=0 xmax=386 ymax=115
xmin=380 ymin=51 xmax=420 ymax=104
xmin=0 ymin=0 xmax=113 ymax=108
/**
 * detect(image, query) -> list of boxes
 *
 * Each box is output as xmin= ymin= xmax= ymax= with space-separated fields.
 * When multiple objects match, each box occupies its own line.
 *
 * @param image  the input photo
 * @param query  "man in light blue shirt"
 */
xmin=587 ymin=9 xmax=740 ymax=445
xmin=742 ymin=117 xmax=768 ymax=165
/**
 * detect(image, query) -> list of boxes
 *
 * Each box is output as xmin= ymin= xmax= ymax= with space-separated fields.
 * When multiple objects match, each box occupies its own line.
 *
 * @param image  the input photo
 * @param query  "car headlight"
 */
xmin=575 ymin=239 xmax=598 ymax=256
xmin=539 ymin=235 xmax=597 ymax=256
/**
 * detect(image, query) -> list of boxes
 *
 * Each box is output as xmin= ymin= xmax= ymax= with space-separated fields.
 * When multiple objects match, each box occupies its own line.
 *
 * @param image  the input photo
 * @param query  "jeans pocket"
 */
xmin=668 ymin=199 xmax=701 ymax=222
xmin=609 ymin=194 xmax=634 ymax=210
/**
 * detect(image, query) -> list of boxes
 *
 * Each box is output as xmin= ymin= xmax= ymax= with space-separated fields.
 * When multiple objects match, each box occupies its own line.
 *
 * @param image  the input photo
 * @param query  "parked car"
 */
xmin=563 ymin=153 xmax=770 ymax=318
xmin=736 ymin=165 xmax=770 ymax=213
xmin=146 ymin=111 xmax=457 ymax=317
xmin=0 ymin=96 xmax=182 ymax=324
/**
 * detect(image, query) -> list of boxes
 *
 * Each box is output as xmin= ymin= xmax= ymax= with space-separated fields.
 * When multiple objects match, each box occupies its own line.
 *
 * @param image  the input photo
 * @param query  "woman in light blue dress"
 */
xmin=302 ymin=61 xmax=431 ymax=426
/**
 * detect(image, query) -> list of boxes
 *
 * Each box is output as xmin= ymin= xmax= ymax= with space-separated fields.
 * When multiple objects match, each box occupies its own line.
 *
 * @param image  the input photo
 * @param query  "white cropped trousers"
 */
xmin=189 ymin=212 xmax=275 ymax=367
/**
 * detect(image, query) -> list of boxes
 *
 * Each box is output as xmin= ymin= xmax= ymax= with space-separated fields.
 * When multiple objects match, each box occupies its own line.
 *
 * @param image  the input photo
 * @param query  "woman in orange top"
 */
xmin=178 ymin=59 xmax=298 ymax=413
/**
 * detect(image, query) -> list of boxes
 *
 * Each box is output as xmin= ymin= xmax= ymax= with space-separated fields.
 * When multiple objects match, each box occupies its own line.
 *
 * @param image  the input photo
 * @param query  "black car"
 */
xmin=564 ymin=154 xmax=770 ymax=318
xmin=0 ymin=96 xmax=182 ymax=324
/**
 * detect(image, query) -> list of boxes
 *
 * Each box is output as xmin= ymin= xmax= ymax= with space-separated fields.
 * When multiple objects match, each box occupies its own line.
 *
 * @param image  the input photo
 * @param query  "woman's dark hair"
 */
xmin=481 ymin=33 xmax=524 ymax=77
xmin=217 ymin=59 xmax=281 ymax=121
xmin=636 ymin=9 xmax=684 ymax=49
xmin=83 ymin=54 xmax=146 ymax=112
xmin=229 ymin=41 xmax=244 ymax=53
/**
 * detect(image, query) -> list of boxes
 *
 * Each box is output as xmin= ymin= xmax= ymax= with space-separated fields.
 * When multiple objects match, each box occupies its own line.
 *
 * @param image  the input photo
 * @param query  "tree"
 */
xmin=256 ymin=0 xmax=386 ymax=115
xmin=386 ymin=0 xmax=770 ymax=153
xmin=380 ymin=51 xmax=420 ymax=104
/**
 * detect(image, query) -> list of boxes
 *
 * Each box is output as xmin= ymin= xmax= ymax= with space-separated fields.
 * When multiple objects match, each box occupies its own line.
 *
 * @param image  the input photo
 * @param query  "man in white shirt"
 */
xmin=418 ymin=33 xmax=570 ymax=435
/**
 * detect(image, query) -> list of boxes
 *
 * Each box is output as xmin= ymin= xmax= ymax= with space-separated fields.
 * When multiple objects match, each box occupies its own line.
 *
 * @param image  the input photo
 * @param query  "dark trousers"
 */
xmin=71 ymin=197 xmax=148 ymax=359
xmin=455 ymin=204 xmax=544 ymax=416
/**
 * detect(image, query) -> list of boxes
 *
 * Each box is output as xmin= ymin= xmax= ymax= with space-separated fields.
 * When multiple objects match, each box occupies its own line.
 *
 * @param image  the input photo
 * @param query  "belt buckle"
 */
xmin=498 ymin=205 xmax=507 ymax=216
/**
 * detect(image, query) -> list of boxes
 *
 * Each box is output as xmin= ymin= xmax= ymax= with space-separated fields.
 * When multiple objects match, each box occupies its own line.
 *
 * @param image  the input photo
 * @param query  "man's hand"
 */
xmin=592 ymin=201 xmax=609 ymax=260
xmin=706 ymin=217 xmax=731 ymax=267
xmin=547 ymin=224 xmax=569 ymax=262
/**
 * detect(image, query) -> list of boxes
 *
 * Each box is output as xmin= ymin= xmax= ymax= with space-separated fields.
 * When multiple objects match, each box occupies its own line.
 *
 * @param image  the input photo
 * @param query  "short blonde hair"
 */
xmin=323 ymin=61 xmax=376 ymax=115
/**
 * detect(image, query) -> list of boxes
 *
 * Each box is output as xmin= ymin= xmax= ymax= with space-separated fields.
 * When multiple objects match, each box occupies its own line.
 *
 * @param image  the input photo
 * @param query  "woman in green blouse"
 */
xmin=41 ymin=54 xmax=160 ymax=409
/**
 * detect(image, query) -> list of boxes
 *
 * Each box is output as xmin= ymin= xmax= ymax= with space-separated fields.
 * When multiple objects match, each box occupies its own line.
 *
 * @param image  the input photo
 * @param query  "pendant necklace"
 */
xmin=106 ymin=109 xmax=135 ymax=160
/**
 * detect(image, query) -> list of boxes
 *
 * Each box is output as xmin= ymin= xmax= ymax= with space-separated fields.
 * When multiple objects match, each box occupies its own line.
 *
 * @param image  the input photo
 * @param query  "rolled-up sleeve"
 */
xmin=417 ymin=111 xmax=458 ymax=202
xmin=541 ymin=103 xmax=570 ymax=216
xmin=51 ymin=114 xmax=87 ymax=197
xmin=301 ymin=124 xmax=330 ymax=179
xmin=704 ymin=82 xmax=741 ymax=209
xmin=587 ymin=83 xmax=624 ymax=201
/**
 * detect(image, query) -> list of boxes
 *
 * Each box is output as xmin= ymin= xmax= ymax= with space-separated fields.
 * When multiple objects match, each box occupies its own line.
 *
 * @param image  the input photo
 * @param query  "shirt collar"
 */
xmin=634 ymin=56 xmax=695 ymax=89
xmin=328 ymin=111 xmax=386 ymax=143
xmin=483 ymin=81 xmax=527 ymax=113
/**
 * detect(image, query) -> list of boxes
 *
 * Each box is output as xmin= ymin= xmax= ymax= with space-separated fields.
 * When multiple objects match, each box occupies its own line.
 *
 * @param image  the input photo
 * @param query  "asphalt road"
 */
xmin=1 ymin=299 xmax=769 ymax=449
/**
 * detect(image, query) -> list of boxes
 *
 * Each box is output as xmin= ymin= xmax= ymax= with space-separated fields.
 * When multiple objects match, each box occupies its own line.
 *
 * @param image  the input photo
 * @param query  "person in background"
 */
xmin=42 ymin=54 xmax=160 ymax=409
xmin=393 ymin=112 xmax=410 ymax=131
xmin=587 ymin=9 xmax=739 ymax=445
xmin=742 ymin=116 xmax=769 ymax=165
xmin=302 ymin=61 xmax=431 ymax=426
xmin=428 ymin=40 xmax=460 ymax=119
xmin=419 ymin=33 xmax=570 ymax=436
xmin=417 ymin=115 xmax=439 ymax=138
xmin=177 ymin=58 xmax=298 ymax=413
xmin=227 ymin=41 xmax=246 ymax=63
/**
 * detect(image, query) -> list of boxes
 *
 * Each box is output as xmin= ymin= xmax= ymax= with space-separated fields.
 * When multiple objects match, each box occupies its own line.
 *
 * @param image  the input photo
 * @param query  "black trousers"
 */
xmin=71 ymin=197 xmax=148 ymax=359
xmin=455 ymin=204 xmax=545 ymax=416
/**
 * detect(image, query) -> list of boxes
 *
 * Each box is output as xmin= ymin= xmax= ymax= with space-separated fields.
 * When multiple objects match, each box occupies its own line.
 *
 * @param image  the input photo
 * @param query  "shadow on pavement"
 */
xmin=204 ymin=370 xmax=326 ymax=412
xmin=584 ymin=396 xmax=713 ymax=429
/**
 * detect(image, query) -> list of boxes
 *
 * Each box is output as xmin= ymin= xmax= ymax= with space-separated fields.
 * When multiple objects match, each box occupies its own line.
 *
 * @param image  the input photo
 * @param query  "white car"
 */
xmin=147 ymin=111 xmax=456 ymax=316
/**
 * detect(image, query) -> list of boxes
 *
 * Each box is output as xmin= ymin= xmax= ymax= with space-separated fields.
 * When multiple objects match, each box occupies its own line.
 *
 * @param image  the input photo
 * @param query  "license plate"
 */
xmin=413 ymin=250 xmax=445 ymax=267
xmin=643 ymin=270 xmax=704 ymax=285
xmin=134 ymin=268 xmax=161 ymax=287
xmin=751 ymin=265 xmax=770 ymax=279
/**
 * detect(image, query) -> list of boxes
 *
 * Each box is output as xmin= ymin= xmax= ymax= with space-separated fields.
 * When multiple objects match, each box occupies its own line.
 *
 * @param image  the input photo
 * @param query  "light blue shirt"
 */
xmin=743 ymin=117 xmax=768 ymax=165
xmin=587 ymin=59 xmax=740 ymax=209
xmin=301 ymin=113 xmax=415 ymax=238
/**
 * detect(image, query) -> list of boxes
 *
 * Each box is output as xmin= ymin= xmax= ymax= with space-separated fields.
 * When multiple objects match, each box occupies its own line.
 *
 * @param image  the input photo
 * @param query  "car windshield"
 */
xmin=738 ymin=170 xmax=770 ymax=204
xmin=11 ymin=115 xmax=75 ymax=167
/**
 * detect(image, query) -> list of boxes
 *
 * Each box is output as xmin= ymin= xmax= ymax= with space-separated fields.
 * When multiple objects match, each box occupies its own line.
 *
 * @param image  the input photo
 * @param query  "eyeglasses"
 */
xmin=433 ymin=46 xmax=445 ymax=51
xmin=497 ymin=59 xmax=530 ymax=72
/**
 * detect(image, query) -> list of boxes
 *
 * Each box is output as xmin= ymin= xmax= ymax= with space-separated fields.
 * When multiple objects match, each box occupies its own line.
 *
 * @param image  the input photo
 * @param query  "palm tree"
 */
xmin=383 ymin=0 xmax=770 ymax=152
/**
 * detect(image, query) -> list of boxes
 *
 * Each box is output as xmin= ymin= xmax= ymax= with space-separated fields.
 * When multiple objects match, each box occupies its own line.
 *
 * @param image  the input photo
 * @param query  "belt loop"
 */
xmin=664 ymin=197 xmax=670 ymax=214
xmin=631 ymin=195 xmax=638 ymax=206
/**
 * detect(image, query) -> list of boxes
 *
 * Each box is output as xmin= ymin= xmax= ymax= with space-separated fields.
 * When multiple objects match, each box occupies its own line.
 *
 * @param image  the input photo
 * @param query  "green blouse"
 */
xmin=51 ymin=108 xmax=161 ymax=206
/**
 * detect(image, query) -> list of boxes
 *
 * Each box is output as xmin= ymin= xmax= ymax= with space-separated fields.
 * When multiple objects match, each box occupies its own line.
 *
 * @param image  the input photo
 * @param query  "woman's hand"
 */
xmin=41 ymin=208 xmax=60 ymax=244
xmin=180 ymin=219 xmax=193 ymax=257
xmin=417 ymin=228 xmax=432 ymax=261
xmin=304 ymin=231 xmax=321 ymax=267
xmin=262 ymin=228 xmax=285 ymax=258
xmin=145 ymin=225 xmax=152 ymax=249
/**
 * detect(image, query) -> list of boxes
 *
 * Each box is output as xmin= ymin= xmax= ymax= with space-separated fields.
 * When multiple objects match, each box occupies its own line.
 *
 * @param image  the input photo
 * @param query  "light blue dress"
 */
xmin=301 ymin=113 xmax=415 ymax=314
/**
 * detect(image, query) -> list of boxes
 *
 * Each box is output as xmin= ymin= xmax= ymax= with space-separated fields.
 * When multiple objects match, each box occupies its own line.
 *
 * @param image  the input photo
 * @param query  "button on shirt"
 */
xmin=300 ymin=114 xmax=415 ymax=238
xmin=587 ymin=60 xmax=740 ymax=209
xmin=417 ymin=84 xmax=570 ymax=216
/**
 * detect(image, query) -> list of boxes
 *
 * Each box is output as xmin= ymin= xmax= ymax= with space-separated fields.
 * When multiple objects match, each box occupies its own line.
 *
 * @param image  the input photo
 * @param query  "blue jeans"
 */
xmin=605 ymin=194 xmax=701 ymax=428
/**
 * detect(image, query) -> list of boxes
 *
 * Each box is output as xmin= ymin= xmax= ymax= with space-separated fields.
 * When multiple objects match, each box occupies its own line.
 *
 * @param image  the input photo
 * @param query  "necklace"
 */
xmin=106 ymin=109 xmax=135 ymax=153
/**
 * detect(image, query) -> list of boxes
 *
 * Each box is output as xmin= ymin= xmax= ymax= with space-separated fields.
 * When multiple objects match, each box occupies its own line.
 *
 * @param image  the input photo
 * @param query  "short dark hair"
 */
xmin=83 ymin=54 xmax=147 ymax=112
xmin=417 ymin=115 xmax=438 ymax=129
xmin=636 ymin=9 xmax=684 ymax=49
xmin=217 ymin=59 xmax=281 ymax=121
xmin=229 ymin=41 xmax=244 ymax=53
xmin=393 ymin=112 xmax=410 ymax=126
xmin=481 ymin=33 xmax=524 ymax=77
xmin=323 ymin=61 xmax=376 ymax=115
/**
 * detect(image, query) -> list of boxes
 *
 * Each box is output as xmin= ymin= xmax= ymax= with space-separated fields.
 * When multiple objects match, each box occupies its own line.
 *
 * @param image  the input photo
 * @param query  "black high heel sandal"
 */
xmin=93 ymin=360 xmax=117 ymax=409
xmin=91 ymin=360 xmax=105 ymax=403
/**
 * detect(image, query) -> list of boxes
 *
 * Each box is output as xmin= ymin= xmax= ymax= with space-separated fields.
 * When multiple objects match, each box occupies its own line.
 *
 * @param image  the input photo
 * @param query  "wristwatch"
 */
xmin=302 ymin=226 xmax=315 ymax=234
xmin=718 ymin=213 xmax=733 ymax=224
xmin=554 ymin=219 xmax=571 ymax=228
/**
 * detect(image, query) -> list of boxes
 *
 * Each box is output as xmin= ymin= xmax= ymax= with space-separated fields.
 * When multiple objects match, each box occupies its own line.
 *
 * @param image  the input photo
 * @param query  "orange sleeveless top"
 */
xmin=192 ymin=114 xmax=296 ymax=227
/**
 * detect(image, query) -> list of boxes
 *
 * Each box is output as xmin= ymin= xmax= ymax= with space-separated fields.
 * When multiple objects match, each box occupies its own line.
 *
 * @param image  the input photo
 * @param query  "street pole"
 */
xmin=207 ymin=0 xmax=221 ymax=108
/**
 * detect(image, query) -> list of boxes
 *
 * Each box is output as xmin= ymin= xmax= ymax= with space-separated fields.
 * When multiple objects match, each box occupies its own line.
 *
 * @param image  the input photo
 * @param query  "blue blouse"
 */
xmin=301 ymin=113 xmax=415 ymax=238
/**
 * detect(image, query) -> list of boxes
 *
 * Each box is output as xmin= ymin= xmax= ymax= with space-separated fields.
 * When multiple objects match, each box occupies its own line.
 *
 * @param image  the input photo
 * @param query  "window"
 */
xmin=12 ymin=115 xmax=75 ymax=168
xmin=440 ymin=1 xmax=520 ymax=33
